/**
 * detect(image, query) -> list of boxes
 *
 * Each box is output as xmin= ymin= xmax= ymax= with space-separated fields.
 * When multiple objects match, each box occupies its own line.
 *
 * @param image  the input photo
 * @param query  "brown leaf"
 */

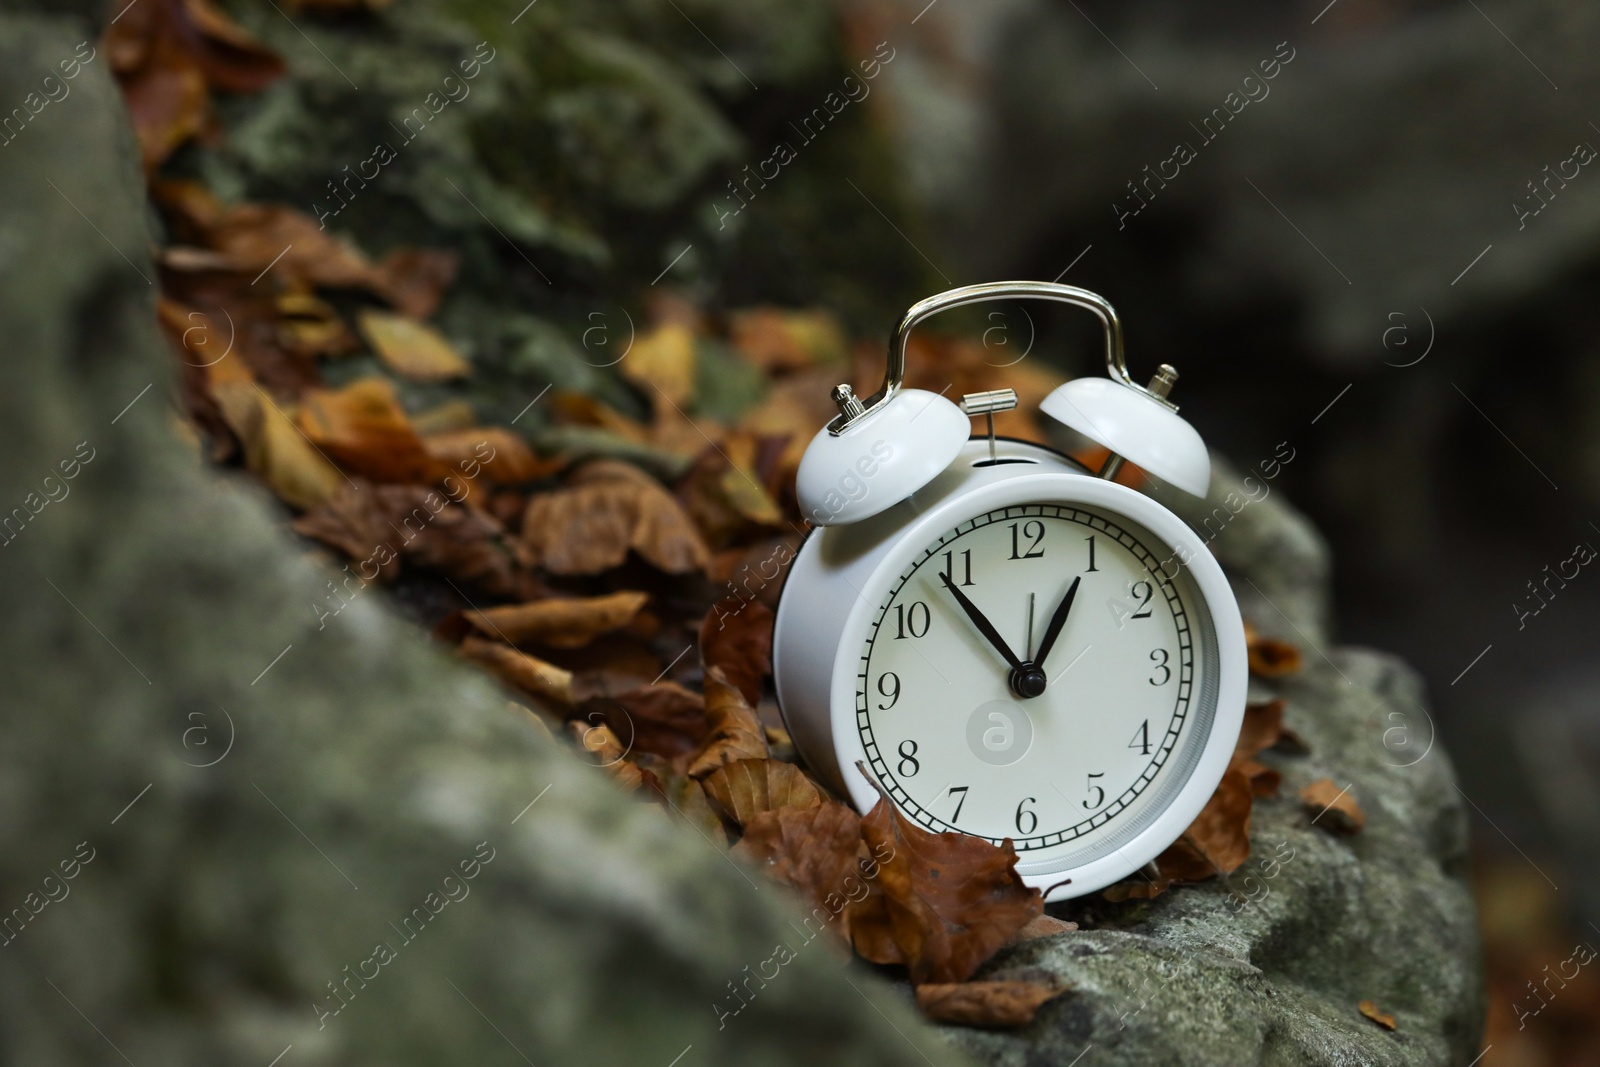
xmin=292 ymin=481 xmax=529 ymax=597
xmin=1235 ymin=700 xmax=1285 ymax=762
xmin=297 ymin=378 xmax=455 ymax=484
xmin=575 ymin=681 xmax=708 ymax=759
xmin=460 ymin=637 xmax=575 ymax=707
xmin=860 ymin=796 xmax=1043 ymax=984
xmin=358 ymin=310 xmax=470 ymax=382
xmin=1004 ymin=914 xmax=1079 ymax=946
xmin=699 ymin=758 xmax=822 ymax=829
xmin=1168 ymin=766 xmax=1254 ymax=878
xmin=1301 ymin=778 xmax=1365 ymax=835
xmin=208 ymin=380 xmax=343 ymax=510
xmin=107 ymin=0 xmax=285 ymax=169
xmin=458 ymin=591 xmax=649 ymax=649
xmin=686 ymin=668 xmax=769 ymax=778
xmin=734 ymin=800 xmax=872 ymax=945
xmin=423 ymin=427 xmax=559 ymax=486
xmin=1103 ymin=878 xmax=1172 ymax=902
xmin=372 ymin=248 xmax=458 ymax=320
xmin=1245 ymin=621 xmax=1303 ymax=677
xmin=699 ymin=597 xmax=774 ymax=706
xmin=522 ymin=460 xmax=711 ymax=575
xmin=915 ymin=981 xmax=1069 ymax=1029
xmin=1359 ymin=999 xmax=1397 ymax=1030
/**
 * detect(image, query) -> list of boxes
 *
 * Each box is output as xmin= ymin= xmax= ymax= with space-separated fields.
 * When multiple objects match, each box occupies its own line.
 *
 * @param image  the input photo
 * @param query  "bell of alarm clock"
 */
xmin=773 ymin=281 xmax=1248 ymax=902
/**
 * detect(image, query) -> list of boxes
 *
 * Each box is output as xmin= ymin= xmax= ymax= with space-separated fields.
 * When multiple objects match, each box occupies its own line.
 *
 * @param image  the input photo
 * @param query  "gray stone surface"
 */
xmin=0 ymin=13 xmax=962 ymax=1066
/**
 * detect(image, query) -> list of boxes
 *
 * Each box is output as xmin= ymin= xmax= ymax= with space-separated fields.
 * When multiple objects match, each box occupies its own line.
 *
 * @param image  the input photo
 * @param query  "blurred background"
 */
xmin=93 ymin=0 xmax=1600 ymax=1059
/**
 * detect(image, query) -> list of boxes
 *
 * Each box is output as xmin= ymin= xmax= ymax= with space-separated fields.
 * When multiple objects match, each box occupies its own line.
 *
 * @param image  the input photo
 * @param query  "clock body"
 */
xmin=771 ymin=437 xmax=1247 ymax=900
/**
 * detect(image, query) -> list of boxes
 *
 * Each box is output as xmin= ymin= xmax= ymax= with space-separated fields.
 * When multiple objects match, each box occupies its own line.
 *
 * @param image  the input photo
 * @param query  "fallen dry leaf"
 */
xmin=292 ymin=481 xmax=530 ymax=597
xmin=1234 ymin=699 xmax=1286 ymax=798
xmin=686 ymin=668 xmax=769 ymax=778
xmin=359 ymin=310 xmax=470 ymax=382
xmin=915 ymin=980 xmax=1069 ymax=1029
xmin=209 ymin=380 xmax=343 ymax=510
xmin=107 ymin=0 xmax=285 ymax=169
xmin=1162 ymin=766 xmax=1254 ymax=879
xmin=423 ymin=427 xmax=557 ymax=486
xmin=566 ymin=718 xmax=646 ymax=790
xmin=371 ymin=248 xmax=458 ymax=320
xmin=699 ymin=758 xmax=822 ymax=829
xmin=699 ymin=597 xmax=774 ymax=706
xmin=1359 ymin=999 xmax=1397 ymax=1030
xmin=297 ymin=378 xmax=455 ymax=485
xmin=734 ymin=800 xmax=871 ymax=944
xmin=1245 ymin=621 xmax=1303 ymax=677
xmin=859 ymin=795 xmax=1043 ymax=984
xmin=522 ymin=460 xmax=711 ymax=575
xmin=461 ymin=637 xmax=575 ymax=707
xmin=1301 ymin=778 xmax=1365 ymax=835
xmin=575 ymin=681 xmax=709 ymax=759
xmin=1005 ymin=914 xmax=1080 ymax=946
xmin=458 ymin=591 xmax=648 ymax=649
xmin=623 ymin=322 xmax=697 ymax=408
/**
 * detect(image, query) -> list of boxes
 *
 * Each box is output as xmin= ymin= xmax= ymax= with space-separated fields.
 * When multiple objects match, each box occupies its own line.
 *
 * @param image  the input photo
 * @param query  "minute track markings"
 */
xmin=857 ymin=505 xmax=1194 ymax=849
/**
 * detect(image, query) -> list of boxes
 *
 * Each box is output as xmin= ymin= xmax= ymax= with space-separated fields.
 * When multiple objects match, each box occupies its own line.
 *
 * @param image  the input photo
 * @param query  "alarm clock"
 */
xmin=771 ymin=281 xmax=1247 ymax=901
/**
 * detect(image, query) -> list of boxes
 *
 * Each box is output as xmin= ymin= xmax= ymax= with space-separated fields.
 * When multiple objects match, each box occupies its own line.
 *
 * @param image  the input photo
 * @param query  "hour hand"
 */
xmin=1033 ymin=575 xmax=1083 ymax=670
xmin=938 ymin=572 xmax=1023 ymax=671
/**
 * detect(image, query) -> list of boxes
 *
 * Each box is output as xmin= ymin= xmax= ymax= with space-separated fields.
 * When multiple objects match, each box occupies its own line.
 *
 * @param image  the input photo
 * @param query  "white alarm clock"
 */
xmin=772 ymin=281 xmax=1247 ymax=901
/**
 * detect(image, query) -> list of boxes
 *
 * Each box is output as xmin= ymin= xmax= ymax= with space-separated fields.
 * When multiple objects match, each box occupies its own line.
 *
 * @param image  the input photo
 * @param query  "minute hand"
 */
xmin=938 ymin=573 xmax=1024 ymax=670
xmin=1032 ymin=575 xmax=1083 ymax=670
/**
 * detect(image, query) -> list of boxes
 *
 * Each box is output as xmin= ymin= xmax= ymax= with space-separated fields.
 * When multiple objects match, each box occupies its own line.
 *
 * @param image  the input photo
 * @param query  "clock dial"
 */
xmin=857 ymin=503 xmax=1211 ymax=867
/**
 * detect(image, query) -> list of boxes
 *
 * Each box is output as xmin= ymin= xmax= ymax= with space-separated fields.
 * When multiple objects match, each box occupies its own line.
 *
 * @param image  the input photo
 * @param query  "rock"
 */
xmin=935 ymin=465 xmax=1484 ymax=1065
xmin=0 ymin=13 xmax=963 ymax=1066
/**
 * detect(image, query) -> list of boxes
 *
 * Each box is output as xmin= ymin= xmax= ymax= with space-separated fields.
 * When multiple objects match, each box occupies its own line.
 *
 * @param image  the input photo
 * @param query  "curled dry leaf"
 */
xmin=460 ymin=637 xmax=575 ymax=707
xmin=1164 ymin=766 xmax=1254 ymax=879
xmin=566 ymin=719 xmax=646 ymax=791
xmin=1235 ymin=699 xmax=1286 ymax=797
xmin=459 ymin=591 xmax=649 ymax=649
xmin=358 ymin=310 xmax=470 ymax=382
xmin=1359 ymin=999 xmax=1398 ymax=1030
xmin=699 ymin=597 xmax=774 ymax=706
xmin=107 ymin=0 xmax=285 ymax=169
xmin=1301 ymin=778 xmax=1366 ymax=835
xmin=686 ymin=668 xmax=769 ymax=778
xmin=1244 ymin=620 xmax=1303 ymax=677
xmin=915 ymin=980 xmax=1069 ymax=1029
xmin=297 ymin=378 xmax=454 ymax=485
xmin=292 ymin=481 xmax=530 ymax=597
xmin=1005 ymin=914 xmax=1080 ymax=946
xmin=733 ymin=800 xmax=874 ymax=945
xmin=423 ymin=427 xmax=557 ymax=486
xmin=699 ymin=758 xmax=822 ymax=829
xmin=522 ymin=460 xmax=711 ymax=575
xmin=370 ymin=248 xmax=458 ymax=321
xmin=859 ymin=796 xmax=1043 ymax=984
xmin=575 ymin=681 xmax=708 ymax=759
xmin=1103 ymin=878 xmax=1171 ymax=903
xmin=209 ymin=380 xmax=344 ymax=510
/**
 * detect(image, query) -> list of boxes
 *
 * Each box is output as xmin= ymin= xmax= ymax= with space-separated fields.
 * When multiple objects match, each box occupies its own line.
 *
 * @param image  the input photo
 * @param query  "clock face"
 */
xmin=856 ymin=502 xmax=1217 ymax=871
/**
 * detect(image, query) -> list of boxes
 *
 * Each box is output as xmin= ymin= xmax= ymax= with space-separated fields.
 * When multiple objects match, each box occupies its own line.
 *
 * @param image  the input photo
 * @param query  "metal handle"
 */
xmin=829 ymin=280 xmax=1163 ymax=435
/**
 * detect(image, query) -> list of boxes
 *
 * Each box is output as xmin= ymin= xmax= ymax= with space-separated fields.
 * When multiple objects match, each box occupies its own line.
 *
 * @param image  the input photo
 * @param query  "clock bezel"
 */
xmin=825 ymin=473 xmax=1247 ymax=901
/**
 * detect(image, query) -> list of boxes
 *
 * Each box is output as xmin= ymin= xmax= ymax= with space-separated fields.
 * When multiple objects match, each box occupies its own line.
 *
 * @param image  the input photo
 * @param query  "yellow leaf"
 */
xmin=358 ymin=309 xmax=470 ymax=382
xmin=210 ymin=381 xmax=343 ymax=511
